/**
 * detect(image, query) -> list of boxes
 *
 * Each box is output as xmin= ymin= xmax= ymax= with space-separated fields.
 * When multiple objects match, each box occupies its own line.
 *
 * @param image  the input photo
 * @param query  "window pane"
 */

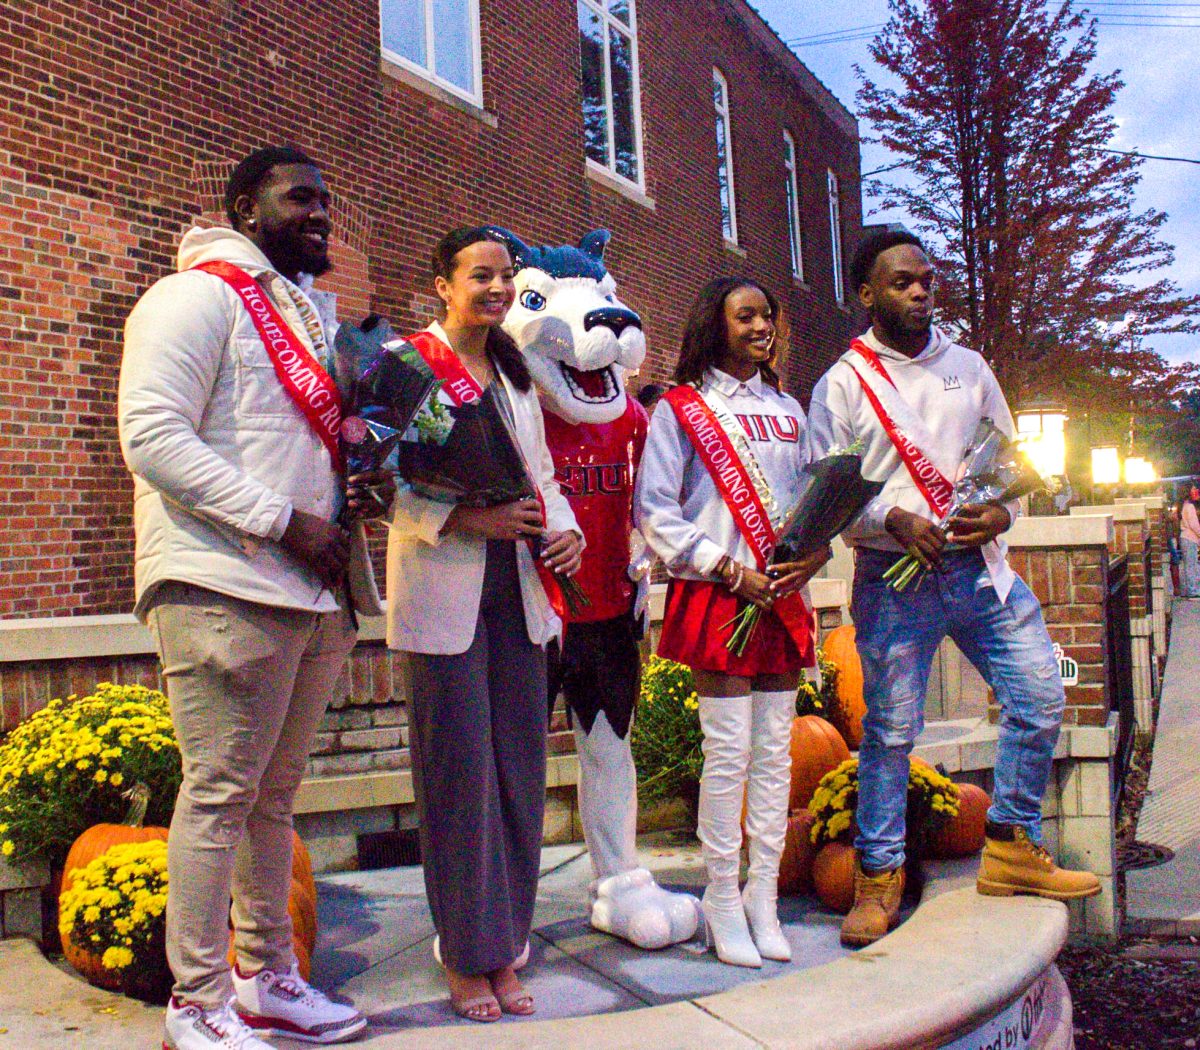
xmin=579 ymin=2 xmax=608 ymax=166
xmin=786 ymin=169 xmax=801 ymax=276
xmin=432 ymin=0 xmax=473 ymax=91
xmin=609 ymin=25 xmax=638 ymax=181
xmin=828 ymin=171 xmax=844 ymax=302
xmin=716 ymin=115 xmax=733 ymax=239
xmin=381 ymin=0 xmax=427 ymax=67
xmin=609 ymin=0 xmax=631 ymax=25
xmin=713 ymin=75 xmax=725 ymax=111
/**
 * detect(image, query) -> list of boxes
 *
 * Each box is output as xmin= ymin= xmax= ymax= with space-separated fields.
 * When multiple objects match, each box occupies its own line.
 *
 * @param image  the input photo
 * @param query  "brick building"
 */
xmin=0 ymin=0 xmax=863 ymax=619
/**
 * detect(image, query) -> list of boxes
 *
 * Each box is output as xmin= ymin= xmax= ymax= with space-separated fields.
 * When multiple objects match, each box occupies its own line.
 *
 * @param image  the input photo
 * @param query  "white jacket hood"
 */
xmin=176 ymin=225 xmax=275 ymax=274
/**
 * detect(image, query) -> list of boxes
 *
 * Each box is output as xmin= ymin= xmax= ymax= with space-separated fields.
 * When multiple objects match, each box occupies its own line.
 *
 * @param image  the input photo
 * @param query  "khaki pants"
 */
xmin=148 ymin=582 xmax=356 ymax=1006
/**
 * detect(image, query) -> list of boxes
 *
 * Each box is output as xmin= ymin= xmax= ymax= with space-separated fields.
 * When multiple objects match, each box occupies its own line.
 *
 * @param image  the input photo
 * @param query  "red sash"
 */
xmin=406 ymin=331 xmax=568 ymax=620
xmin=850 ymin=339 xmax=953 ymax=517
xmin=664 ymin=386 xmax=774 ymax=569
xmin=196 ymin=260 xmax=344 ymax=472
xmin=664 ymin=385 xmax=813 ymax=653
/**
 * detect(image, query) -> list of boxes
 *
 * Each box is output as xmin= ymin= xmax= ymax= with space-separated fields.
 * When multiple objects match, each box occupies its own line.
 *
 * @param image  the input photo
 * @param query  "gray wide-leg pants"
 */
xmin=403 ymin=540 xmax=548 ymax=976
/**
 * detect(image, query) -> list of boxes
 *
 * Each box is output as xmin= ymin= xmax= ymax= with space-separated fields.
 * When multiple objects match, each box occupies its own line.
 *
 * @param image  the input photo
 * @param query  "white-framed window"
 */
xmin=827 ymin=169 xmax=845 ymax=304
xmin=713 ymin=69 xmax=737 ymax=243
xmin=578 ymin=0 xmax=644 ymax=186
xmin=784 ymin=131 xmax=804 ymax=280
xmin=380 ymin=0 xmax=482 ymax=105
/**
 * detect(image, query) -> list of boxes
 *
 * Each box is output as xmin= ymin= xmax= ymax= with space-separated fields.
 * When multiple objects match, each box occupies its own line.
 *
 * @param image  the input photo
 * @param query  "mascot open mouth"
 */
xmin=560 ymin=362 xmax=621 ymax=404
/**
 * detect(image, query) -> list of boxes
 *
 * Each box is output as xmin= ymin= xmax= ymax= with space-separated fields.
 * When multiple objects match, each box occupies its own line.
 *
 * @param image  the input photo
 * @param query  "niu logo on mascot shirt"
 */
xmin=557 ymin=462 xmax=632 ymax=499
xmin=735 ymin=414 xmax=801 ymax=443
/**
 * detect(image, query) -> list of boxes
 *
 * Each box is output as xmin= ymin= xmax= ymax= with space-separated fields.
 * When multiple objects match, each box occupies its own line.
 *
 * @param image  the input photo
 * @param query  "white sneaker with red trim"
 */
xmin=232 ymin=962 xmax=366 ymax=1044
xmin=163 ymin=996 xmax=273 ymax=1050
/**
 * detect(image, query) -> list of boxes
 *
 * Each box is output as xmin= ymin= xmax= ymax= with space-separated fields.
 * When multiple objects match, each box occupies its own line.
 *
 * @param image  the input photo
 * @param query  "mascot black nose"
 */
xmin=584 ymin=307 xmax=643 ymax=336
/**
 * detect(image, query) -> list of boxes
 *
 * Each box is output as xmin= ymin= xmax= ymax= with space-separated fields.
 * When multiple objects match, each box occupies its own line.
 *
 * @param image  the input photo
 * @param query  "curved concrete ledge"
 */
xmin=0 ymin=863 xmax=1069 ymax=1050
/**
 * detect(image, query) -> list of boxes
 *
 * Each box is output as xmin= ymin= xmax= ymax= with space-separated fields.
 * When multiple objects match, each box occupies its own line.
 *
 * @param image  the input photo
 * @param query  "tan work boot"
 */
xmin=976 ymin=822 xmax=1101 ymax=901
xmin=840 ymin=856 xmax=905 ymax=947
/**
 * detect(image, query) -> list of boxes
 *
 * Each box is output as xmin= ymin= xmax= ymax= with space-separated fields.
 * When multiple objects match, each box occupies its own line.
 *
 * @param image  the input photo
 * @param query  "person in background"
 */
xmin=636 ymin=277 xmax=828 ymax=968
xmin=120 ymin=146 xmax=389 ymax=1050
xmin=1180 ymin=485 xmax=1200 ymax=598
xmin=806 ymin=230 xmax=1099 ymax=949
xmin=385 ymin=227 xmax=583 ymax=1022
xmin=635 ymin=381 xmax=667 ymax=417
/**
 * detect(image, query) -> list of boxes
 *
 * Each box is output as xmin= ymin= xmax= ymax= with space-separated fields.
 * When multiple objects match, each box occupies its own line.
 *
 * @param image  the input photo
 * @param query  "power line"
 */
xmin=859 ymin=148 xmax=1200 ymax=180
xmin=1095 ymin=147 xmax=1200 ymax=164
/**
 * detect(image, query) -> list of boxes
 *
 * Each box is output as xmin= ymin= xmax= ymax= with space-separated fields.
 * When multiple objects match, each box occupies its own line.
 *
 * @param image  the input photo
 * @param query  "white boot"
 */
xmin=697 ymin=695 xmax=761 ymax=968
xmin=741 ymin=690 xmax=794 ymax=962
xmin=577 ymin=714 xmax=700 ymax=948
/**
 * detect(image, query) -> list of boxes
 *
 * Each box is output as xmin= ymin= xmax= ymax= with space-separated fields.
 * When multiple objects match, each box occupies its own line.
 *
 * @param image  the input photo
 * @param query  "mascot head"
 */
xmin=487 ymin=227 xmax=647 ymax=425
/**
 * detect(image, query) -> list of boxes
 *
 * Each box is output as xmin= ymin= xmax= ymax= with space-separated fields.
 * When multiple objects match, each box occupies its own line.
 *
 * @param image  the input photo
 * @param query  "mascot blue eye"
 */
xmin=520 ymin=290 xmax=547 ymax=311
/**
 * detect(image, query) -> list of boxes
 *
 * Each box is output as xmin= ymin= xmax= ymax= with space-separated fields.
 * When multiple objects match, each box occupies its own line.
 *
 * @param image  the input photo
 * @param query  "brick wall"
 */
xmin=0 ymin=0 xmax=863 ymax=619
xmin=1110 ymin=520 xmax=1150 ymax=621
xmin=1005 ymin=545 xmax=1110 ymax=727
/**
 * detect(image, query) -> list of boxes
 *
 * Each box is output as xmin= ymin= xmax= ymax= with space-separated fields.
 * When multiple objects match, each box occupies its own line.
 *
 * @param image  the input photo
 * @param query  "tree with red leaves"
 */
xmin=857 ymin=0 xmax=1199 ymax=416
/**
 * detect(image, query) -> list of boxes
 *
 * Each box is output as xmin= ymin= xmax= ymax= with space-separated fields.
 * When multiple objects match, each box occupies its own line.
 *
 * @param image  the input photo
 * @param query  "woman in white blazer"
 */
xmin=386 ymin=227 xmax=582 ymax=1023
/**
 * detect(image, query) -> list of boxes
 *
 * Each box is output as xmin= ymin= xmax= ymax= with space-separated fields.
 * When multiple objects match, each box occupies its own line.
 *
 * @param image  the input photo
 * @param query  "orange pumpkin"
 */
xmin=60 ymin=783 xmax=169 ymax=989
xmin=812 ymin=841 xmax=857 ymax=914
xmin=930 ymin=783 xmax=991 ymax=858
xmin=289 ymin=876 xmax=317 ymax=956
xmin=789 ymin=715 xmax=851 ymax=813
xmin=778 ymin=810 xmax=819 ymax=896
xmin=822 ymin=625 xmax=867 ymax=749
xmin=291 ymin=830 xmax=315 ymax=901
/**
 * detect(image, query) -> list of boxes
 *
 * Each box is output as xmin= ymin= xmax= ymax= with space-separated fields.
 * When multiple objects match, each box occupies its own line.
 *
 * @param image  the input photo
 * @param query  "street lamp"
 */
xmin=1092 ymin=446 xmax=1121 ymax=486
xmin=1015 ymin=397 xmax=1068 ymax=479
xmin=1124 ymin=456 xmax=1158 ymax=486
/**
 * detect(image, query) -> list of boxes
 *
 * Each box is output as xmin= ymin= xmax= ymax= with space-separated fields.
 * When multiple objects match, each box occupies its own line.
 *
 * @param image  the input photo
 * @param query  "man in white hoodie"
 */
xmin=119 ymin=147 xmax=385 ymax=1048
xmin=806 ymin=231 xmax=1099 ymax=948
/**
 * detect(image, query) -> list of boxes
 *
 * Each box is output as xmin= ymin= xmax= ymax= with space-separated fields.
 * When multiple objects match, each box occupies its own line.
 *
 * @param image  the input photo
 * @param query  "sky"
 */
xmin=749 ymin=0 xmax=1200 ymax=366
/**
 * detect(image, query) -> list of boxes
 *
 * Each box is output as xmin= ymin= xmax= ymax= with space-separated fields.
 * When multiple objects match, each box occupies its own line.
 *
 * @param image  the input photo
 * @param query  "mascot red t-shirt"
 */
xmin=544 ymin=398 xmax=648 ymax=623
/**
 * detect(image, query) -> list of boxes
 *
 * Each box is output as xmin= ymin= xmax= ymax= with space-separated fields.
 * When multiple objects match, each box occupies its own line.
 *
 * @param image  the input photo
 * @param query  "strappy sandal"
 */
xmin=447 ymin=971 xmax=501 ymax=1023
xmin=451 ymin=992 xmax=502 ymax=1023
xmin=490 ymin=970 xmax=535 ymax=1016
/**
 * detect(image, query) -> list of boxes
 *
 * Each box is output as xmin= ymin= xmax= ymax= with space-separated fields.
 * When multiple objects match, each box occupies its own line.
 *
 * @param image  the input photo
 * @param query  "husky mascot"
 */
xmin=489 ymin=226 xmax=700 ymax=949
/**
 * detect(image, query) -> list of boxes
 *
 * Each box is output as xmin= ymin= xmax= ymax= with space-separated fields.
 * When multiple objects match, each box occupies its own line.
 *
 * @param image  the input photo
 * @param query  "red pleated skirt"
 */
xmin=657 ymin=578 xmax=814 ymax=677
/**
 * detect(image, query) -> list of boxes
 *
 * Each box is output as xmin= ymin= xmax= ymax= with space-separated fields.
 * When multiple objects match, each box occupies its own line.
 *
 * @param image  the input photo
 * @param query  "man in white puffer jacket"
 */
xmin=119 ymin=147 xmax=385 ymax=1050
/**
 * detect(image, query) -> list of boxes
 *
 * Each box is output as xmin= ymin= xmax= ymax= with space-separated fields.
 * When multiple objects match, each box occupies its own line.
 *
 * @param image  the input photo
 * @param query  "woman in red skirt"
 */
xmin=636 ymin=277 xmax=828 ymax=967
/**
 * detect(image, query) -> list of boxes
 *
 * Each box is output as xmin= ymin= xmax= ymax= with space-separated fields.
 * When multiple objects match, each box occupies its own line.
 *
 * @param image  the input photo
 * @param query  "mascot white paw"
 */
xmin=490 ymin=225 xmax=701 ymax=950
xmin=591 ymin=867 xmax=701 ymax=949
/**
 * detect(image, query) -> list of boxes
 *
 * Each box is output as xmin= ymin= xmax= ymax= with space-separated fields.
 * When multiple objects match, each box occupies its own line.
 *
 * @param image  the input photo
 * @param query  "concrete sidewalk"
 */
xmin=1127 ymin=599 xmax=1200 ymax=934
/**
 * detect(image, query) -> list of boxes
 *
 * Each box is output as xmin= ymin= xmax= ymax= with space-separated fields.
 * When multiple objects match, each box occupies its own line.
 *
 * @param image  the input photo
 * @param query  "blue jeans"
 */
xmin=850 ymin=548 xmax=1065 ymax=871
xmin=1182 ymin=538 xmax=1200 ymax=597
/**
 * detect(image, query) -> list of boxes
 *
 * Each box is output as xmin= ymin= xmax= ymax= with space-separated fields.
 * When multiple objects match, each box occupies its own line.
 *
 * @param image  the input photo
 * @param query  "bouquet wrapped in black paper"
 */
xmin=884 ymin=418 xmax=1057 ymax=592
xmin=725 ymin=441 xmax=882 ymax=654
xmin=332 ymin=319 xmax=589 ymax=614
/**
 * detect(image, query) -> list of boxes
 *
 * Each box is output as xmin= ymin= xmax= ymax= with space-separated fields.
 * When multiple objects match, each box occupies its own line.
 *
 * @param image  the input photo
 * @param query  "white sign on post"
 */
xmin=1053 ymin=642 xmax=1079 ymax=686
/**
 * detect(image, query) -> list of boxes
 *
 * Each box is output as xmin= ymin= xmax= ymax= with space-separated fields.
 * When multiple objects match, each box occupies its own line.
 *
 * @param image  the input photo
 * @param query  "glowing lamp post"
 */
xmin=1091 ymin=446 xmax=1121 ymax=487
xmin=1015 ymin=397 xmax=1068 ymax=479
xmin=1124 ymin=456 xmax=1158 ymax=486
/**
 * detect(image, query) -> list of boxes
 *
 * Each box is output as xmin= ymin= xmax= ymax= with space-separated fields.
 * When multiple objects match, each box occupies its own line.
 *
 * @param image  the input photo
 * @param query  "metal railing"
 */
xmin=1106 ymin=554 xmax=1136 ymax=802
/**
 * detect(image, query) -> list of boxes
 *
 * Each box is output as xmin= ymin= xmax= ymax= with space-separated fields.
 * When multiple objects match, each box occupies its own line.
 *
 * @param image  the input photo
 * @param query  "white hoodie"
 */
xmin=805 ymin=327 xmax=1019 ymax=601
xmin=118 ymin=226 xmax=381 ymax=619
